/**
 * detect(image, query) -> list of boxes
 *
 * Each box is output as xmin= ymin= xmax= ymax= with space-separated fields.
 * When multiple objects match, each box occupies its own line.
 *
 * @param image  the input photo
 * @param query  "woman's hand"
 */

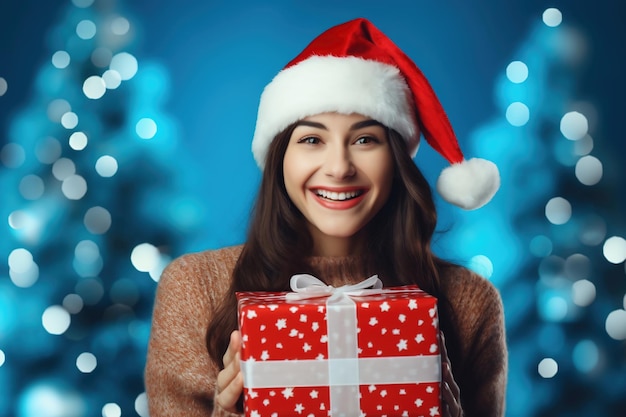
xmin=440 ymin=331 xmax=463 ymax=417
xmin=215 ymin=330 xmax=244 ymax=413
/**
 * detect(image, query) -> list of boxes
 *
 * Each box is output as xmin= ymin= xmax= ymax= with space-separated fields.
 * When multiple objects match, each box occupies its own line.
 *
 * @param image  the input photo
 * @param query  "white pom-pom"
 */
xmin=436 ymin=158 xmax=500 ymax=210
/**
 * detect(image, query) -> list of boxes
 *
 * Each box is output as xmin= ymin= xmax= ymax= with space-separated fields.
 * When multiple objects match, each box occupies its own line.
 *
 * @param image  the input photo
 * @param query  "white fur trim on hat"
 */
xmin=436 ymin=158 xmax=500 ymax=210
xmin=252 ymin=55 xmax=420 ymax=169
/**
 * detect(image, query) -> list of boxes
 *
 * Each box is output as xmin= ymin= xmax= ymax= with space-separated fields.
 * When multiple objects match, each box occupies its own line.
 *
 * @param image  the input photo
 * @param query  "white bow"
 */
xmin=286 ymin=274 xmax=383 ymax=301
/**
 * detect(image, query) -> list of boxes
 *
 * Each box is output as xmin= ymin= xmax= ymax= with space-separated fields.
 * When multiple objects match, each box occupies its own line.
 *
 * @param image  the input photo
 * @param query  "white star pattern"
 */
xmin=282 ymin=387 xmax=294 ymax=399
xmin=310 ymin=390 xmax=319 ymax=399
xmin=268 ymin=304 xmax=278 ymax=311
xmin=247 ymin=309 xmax=257 ymax=319
xmin=418 ymin=319 xmax=424 ymax=325
xmin=368 ymin=384 xmax=377 ymax=393
xmin=362 ymin=302 xmax=370 ymax=308
xmin=430 ymin=406 xmax=440 ymax=416
xmin=380 ymin=389 xmax=388 ymax=397
xmin=432 ymin=317 xmax=439 ymax=328
xmin=276 ymin=343 xmax=283 ymax=349
xmin=289 ymin=329 xmax=299 ymax=337
xmin=369 ymin=317 xmax=378 ymax=326
xmin=261 ymin=350 xmax=270 ymax=361
xmin=303 ymin=342 xmax=312 ymax=352
xmin=316 ymin=353 xmax=325 ymax=360
xmin=320 ymin=335 xmax=328 ymax=343
xmin=300 ymin=314 xmax=307 ymax=322
xmin=247 ymin=389 xmax=258 ymax=399
xmin=259 ymin=324 xmax=266 ymax=331
xmin=317 ymin=306 xmax=324 ymax=313
xmin=251 ymin=411 xmax=260 ymax=417
xmin=399 ymin=389 xmax=406 ymax=395
xmin=295 ymin=403 xmax=304 ymax=414
xmin=429 ymin=343 xmax=438 ymax=353
xmin=415 ymin=398 xmax=423 ymax=407
xmin=367 ymin=342 xmax=373 ymax=348
xmin=380 ymin=301 xmax=390 ymax=312
xmin=312 ymin=322 xmax=319 ymax=331
xmin=261 ymin=337 xmax=266 ymax=344
xmin=392 ymin=328 xmax=400 ymax=335
xmin=398 ymin=314 xmax=406 ymax=323
xmin=402 ymin=411 xmax=409 ymax=417
xmin=426 ymin=386 xmax=434 ymax=394
xmin=415 ymin=334 xmax=425 ymax=343
xmin=397 ymin=339 xmax=408 ymax=351
xmin=429 ymin=307 xmax=436 ymax=317
xmin=263 ymin=399 xmax=269 ymax=406
xmin=408 ymin=299 xmax=418 ymax=310
xmin=381 ymin=328 xmax=387 ymax=335
xmin=289 ymin=306 xmax=298 ymax=313
xmin=275 ymin=318 xmax=287 ymax=330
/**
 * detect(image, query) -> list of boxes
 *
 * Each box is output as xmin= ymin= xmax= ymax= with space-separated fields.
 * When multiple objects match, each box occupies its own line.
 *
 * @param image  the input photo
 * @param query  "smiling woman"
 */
xmin=145 ymin=17 xmax=506 ymax=417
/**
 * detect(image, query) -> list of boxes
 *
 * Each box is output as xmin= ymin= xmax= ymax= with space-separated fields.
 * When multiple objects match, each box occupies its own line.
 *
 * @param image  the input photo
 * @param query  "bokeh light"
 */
xmin=42 ymin=306 xmax=71 ymax=335
xmin=102 ymin=403 xmax=122 ymax=417
xmin=95 ymin=155 xmax=118 ymax=177
xmin=136 ymin=117 xmax=157 ymax=139
xmin=110 ymin=52 xmax=138 ymax=80
xmin=0 ymin=76 xmax=7 ymax=95
xmin=1 ymin=142 xmax=26 ymax=168
xmin=76 ymin=352 xmax=97 ymax=373
xmin=61 ymin=174 xmax=88 ymax=200
xmin=605 ymin=309 xmax=626 ymax=340
xmin=603 ymin=236 xmax=626 ymax=264
xmin=52 ymin=51 xmax=71 ymax=69
xmin=545 ymin=197 xmax=572 ymax=225
xmin=69 ymin=131 xmax=88 ymax=150
xmin=506 ymin=102 xmax=530 ymax=126
xmin=76 ymin=19 xmax=97 ymax=40
xmin=61 ymin=111 xmax=79 ymax=129
xmin=506 ymin=61 xmax=528 ymax=83
xmin=538 ymin=358 xmax=558 ymax=378
xmin=84 ymin=206 xmax=112 ymax=234
xmin=571 ymin=279 xmax=596 ymax=307
xmin=560 ymin=111 xmax=588 ymax=140
xmin=543 ymin=8 xmax=563 ymax=27
xmin=111 ymin=17 xmax=130 ymax=35
xmin=575 ymin=155 xmax=602 ymax=186
xmin=83 ymin=75 xmax=106 ymax=99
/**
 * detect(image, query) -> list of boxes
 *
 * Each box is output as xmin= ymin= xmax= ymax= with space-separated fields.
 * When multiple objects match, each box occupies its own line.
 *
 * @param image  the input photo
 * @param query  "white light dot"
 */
xmin=76 ymin=352 xmax=97 ymax=373
xmin=605 ymin=309 xmax=626 ymax=340
xmin=42 ymin=305 xmax=71 ymax=335
xmin=69 ymin=131 xmax=88 ymax=150
xmin=506 ymin=102 xmax=530 ymax=127
xmin=110 ymin=52 xmax=138 ymax=81
xmin=52 ymin=50 xmax=71 ymax=69
xmin=0 ymin=350 xmax=5 ymax=367
xmin=603 ymin=236 xmax=626 ymax=264
xmin=1 ymin=143 xmax=25 ymax=168
xmin=575 ymin=155 xmax=602 ymax=186
xmin=95 ymin=155 xmax=118 ymax=177
xmin=111 ymin=17 xmax=130 ymax=35
xmin=63 ymin=293 xmax=84 ymax=314
xmin=19 ymin=174 xmax=45 ymax=200
xmin=84 ymin=206 xmax=112 ymax=234
xmin=135 ymin=392 xmax=149 ymax=417
xmin=543 ymin=8 xmax=562 ymax=27
xmin=8 ymin=247 xmax=33 ymax=271
xmin=36 ymin=137 xmax=63 ymax=164
xmin=571 ymin=279 xmax=596 ymax=307
xmin=574 ymin=135 xmax=594 ymax=156
xmin=102 ymin=402 xmax=122 ymax=417
xmin=61 ymin=111 xmax=79 ymax=129
xmin=0 ymin=77 xmax=7 ymax=96
xmin=102 ymin=69 xmax=122 ymax=89
xmin=538 ymin=358 xmax=558 ymax=378
xmin=131 ymin=243 xmax=160 ymax=272
xmin=506 ymin=61 xmax=528 ymax=83
xmin=62 ymin=175 xmax=88 ymax=200
xmin=52 ymin=157 xmax=76 ymax=180
xmin=545 ymin=197 xmax=572 ymax=225
xmin=75 ymin=240 xmax=100 ymax=264
xmin=560 ymin=111 xmax=588 ymax=140
xmin=468 ymin=255 xmax=493 ymax=278
xmin=83 ymin=75 xmax=106 ymax=99
xmin=76 ymin=19 xmax=97 ymax=40
xmin=136 ymin=118 xmax=157 ymax=139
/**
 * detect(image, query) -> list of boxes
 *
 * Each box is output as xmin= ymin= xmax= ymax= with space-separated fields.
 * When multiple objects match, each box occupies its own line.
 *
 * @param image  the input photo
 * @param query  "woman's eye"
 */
xmin=355 ymin=136 xmax=378 ymax=145
xmin=298 ymin=136 xmax=320 ymax=144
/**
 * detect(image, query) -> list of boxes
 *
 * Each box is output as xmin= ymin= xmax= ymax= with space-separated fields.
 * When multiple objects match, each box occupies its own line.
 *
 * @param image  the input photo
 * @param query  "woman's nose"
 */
xmin=323 ymin=146 xmax=356 ymax=179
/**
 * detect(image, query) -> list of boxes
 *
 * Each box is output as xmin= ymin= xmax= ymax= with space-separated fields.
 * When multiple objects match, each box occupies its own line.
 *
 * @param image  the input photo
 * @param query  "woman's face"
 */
xmin=283 ymin=112 xmax=394 ymax=256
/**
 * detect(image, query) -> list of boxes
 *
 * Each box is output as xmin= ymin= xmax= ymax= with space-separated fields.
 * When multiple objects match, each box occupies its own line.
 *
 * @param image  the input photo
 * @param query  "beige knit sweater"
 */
xmin=145 ymin=245 xmax=507 ymax=417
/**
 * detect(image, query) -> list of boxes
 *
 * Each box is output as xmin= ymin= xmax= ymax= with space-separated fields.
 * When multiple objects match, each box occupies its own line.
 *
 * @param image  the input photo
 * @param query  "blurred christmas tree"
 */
xmin=0 ymin=0 xmax=202 ymax=416
xmin=448 ymin=8 xmax=626 ymax=417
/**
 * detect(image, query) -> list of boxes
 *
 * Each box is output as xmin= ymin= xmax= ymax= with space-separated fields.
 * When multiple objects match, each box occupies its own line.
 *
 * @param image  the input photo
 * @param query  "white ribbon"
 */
xmin=285 ymin=273 xmax=383 ymax=301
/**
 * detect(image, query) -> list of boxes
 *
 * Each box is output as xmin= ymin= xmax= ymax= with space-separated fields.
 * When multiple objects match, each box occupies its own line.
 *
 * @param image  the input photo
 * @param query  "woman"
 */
xmin=145 ymin=18 xmax=506 ymax=417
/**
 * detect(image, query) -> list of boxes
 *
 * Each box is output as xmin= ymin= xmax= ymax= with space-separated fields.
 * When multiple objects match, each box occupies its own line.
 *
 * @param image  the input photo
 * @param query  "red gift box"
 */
xmin=236 ymin=275 xmax=441 ymax=417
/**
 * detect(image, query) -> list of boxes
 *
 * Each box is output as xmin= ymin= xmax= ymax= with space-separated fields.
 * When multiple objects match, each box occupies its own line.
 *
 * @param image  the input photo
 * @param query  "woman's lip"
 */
xmin=309 ymin=189 xmax=368 ymax=210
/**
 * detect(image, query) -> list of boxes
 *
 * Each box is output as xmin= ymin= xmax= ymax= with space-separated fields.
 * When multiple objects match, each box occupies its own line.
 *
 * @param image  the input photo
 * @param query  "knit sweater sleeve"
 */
xmin=442 ymin=267 xmax=508 ymax=417
xmin=144 ymin=247 xmax=243 ymax=417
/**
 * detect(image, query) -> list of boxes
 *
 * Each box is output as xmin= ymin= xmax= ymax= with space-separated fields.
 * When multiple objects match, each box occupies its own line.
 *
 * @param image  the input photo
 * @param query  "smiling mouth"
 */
xmin=313 ymin=189 xmax=365 ymax=201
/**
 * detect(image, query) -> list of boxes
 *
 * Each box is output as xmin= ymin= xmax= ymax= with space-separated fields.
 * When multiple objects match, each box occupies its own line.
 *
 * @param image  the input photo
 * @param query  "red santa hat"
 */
xmin=251 ymin=18 xmax=499 ymax=210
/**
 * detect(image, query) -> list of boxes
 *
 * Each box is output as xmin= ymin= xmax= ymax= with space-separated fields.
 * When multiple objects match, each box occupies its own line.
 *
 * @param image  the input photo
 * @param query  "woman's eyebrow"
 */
xmin=294 ymin=120 xmax=327 ymax=130
xmin=350 ymin=120 xmax=384 ymax=131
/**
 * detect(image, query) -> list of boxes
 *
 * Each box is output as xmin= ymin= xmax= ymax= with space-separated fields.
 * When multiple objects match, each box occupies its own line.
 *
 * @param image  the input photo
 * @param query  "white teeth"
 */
xmin=315 ymin=189 xmax=362 ymax=201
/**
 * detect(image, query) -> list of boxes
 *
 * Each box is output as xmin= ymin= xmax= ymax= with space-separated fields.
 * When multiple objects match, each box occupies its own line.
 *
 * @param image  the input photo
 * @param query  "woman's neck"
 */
xmin=310 ymin=229 xmax=367 ymax=257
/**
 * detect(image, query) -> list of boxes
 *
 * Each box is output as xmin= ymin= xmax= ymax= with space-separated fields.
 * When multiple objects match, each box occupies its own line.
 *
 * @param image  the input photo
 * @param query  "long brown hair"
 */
xmin=206 ymin=123 xmax=448 ymax=367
